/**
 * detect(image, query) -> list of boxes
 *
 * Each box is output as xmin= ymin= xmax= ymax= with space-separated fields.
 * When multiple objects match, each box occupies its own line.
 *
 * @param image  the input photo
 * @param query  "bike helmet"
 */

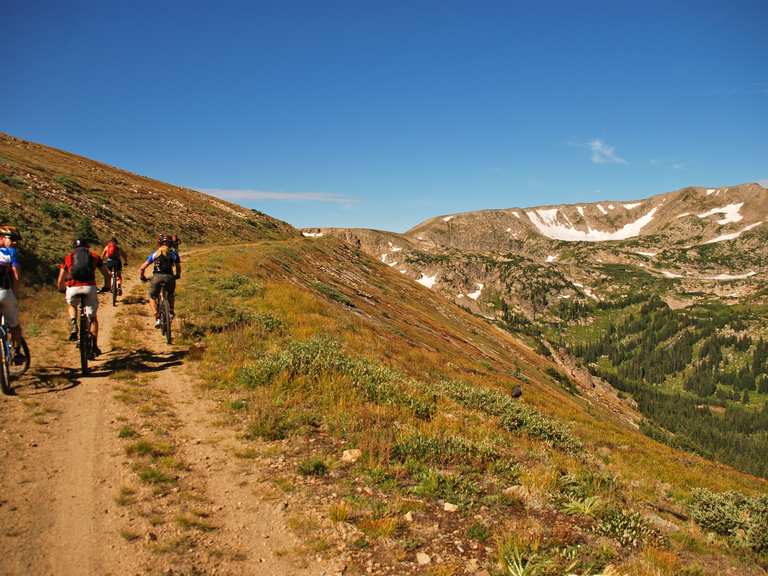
xmin=157 ymin=234 xmax=170 ymax=246
xmin=111 ymin=236 xmax=119 ymax=244
xmin=0 ymin=225 xmax=21 ymax=241
xmin=73 ymin=238 xmax=90 ymax=248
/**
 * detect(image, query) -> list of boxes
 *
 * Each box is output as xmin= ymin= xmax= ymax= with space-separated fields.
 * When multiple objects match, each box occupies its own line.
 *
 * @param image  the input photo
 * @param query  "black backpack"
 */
xmin=153 ymin=251 xmax=173 ymax=275
xmin=70 ymin=246 xmax=94 ymax=282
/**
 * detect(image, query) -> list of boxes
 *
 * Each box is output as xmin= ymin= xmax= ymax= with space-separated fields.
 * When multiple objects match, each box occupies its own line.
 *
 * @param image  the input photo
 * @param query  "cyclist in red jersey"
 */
xmin=57 ymin=238 xmax=110 ymax=357
xmin=101 ymin=237 xmax=128 ymax=295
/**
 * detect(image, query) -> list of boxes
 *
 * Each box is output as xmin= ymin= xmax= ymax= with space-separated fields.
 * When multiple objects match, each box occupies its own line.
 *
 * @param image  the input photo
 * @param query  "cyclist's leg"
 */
xmin=115 ymin=262 xmax=123 ymax=291
xmin=167 ymin=275 xmax=177 ymax=316
xmin=149 ymin=275 xmax=162 ymax=325
xmin=0 ymin=290 xmax=22 ymax=354
xmin=64 ymin=286 xmax=80 ymax=339
xmin=84 ymin=286 xmax=99 ymax=339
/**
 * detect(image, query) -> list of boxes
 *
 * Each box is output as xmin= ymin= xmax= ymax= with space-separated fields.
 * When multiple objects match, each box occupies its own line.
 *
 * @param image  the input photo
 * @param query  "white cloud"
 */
xmin=201 ymin=188 xmax=358 ymax=206
xmin=588 ymin=139 xmax=627 ymax=165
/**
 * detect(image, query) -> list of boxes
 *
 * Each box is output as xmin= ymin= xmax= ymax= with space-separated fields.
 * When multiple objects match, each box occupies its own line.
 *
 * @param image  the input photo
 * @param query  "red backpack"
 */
xmin=105 ymin=242 xmax=120 ymax=259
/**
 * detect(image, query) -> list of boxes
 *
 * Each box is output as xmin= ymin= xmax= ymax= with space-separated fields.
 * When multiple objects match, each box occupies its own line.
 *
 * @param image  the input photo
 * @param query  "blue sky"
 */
xmin=3 ymin=1 xmax=766 ymax=232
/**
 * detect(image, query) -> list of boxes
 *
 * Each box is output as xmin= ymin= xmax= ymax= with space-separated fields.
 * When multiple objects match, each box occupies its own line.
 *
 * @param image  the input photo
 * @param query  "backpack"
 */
xmin=70 ymin=247 xmax=94 ymax=282
xmin=105 ymin=242 xmax=120 ymax=259
xmin=153 ymin=251 xmax=173 ymax=275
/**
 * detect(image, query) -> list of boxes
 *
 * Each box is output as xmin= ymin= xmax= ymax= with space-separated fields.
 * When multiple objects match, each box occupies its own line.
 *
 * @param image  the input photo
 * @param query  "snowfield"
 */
xmin=417 ymin=273 xmax=437 ymax=288
xmin=596 ymin=204 xmax=608 ymax=215
xmin=704 ymin=272 xmax=757 ymax=281
xmin=468 ymin=283 xmax=484 ymax=300
xmin=623 ymin=202 xmax=642 ymax=210
xmin=526 ymin=206 xmax=659 ymax=242
xmin=703 ymin=222 xmax=763 ymax=244
xmin=301 ymin=231 xmax=323 ymax=238
xmin=697 ymin=202 xmax=744 ymax=225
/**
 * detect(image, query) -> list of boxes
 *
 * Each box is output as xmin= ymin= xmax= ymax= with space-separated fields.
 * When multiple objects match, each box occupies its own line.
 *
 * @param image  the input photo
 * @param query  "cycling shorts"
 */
xmin=106 ymin=258 xmax=123 ymax=273
xmin=0 ymin=289 xmax=19 ymax=328
xmin=65 ymin=285 xmax=99 ymax=316
xmin=149 ymin=274 xmax=176 ymax=300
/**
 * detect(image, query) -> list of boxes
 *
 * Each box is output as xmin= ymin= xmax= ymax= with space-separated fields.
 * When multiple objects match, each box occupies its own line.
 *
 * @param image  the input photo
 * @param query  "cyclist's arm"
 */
xmin=101 ymin=246 xmax=108 ymax=260
xmin=139 ymin=255 xmax=152 ymax=280
xmin=11 ymin=264 xmax=20 ymax=293
xmin=174 ymin=262 xmax=182 ymax=280
xmin=56 ymin=266 xmax=67 ymax=292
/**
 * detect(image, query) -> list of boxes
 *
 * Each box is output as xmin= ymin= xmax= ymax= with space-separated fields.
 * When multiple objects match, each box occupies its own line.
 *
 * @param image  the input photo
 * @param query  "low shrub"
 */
xmin=431 ymin=378 xmax=581 ymax=454
xmin=690 ymin=489 xmax=768 ymax=552
xmin=597 ymin=508 xmax=655 ymax=548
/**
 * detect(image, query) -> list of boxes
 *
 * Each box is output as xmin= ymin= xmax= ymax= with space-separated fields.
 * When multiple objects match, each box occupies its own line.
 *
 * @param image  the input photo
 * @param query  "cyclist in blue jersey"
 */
xmin=0 ymin=226 xmax=25 ymax=364
xmin=139 ymin=234 xmax=181 ymax=328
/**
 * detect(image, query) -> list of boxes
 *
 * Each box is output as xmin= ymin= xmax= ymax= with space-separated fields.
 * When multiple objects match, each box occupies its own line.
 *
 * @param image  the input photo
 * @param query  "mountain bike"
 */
xmin=75 ymin=294 xmax=95 ymax=375
xmin=0 ymin=317 xmax=30 ymax=395
xmin=157 ymin=282 xmax=173 ymax=345
xmin=110 ymin=268 xmax=118 ymax=306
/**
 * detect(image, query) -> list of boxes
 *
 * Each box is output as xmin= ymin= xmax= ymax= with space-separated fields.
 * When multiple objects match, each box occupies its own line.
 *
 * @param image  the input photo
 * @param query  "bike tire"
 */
xmin=0 ymin=337 xmax=12 ymax=396
xmin=162 ymin=296 xmax=172 ymax=345
xmin=112 ymin=273 xmax=118 ymax=307
xmin=79 ymin=312 xmax=89 ymax=375
xmin=8 ymin=336 xmax=30 ymax=378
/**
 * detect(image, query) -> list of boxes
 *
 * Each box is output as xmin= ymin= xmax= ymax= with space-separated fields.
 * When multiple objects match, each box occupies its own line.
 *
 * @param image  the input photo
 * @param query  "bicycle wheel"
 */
xmin=162 ymin=295 xmax=172 ymax=345
xmin=112 ymin=272 xmax=118 ymax=307
xmin=8 ymin=336 xmax=30 ymax=378
xmin=0 ymin=336 xmax=12 ymax=395
xmin=79 ymin=310 xmax=89 ymax=375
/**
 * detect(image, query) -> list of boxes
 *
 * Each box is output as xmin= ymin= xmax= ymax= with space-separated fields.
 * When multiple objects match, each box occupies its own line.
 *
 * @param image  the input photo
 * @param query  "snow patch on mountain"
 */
xmin=635 ymin=251 xmax=656 ymax=257
xmin=596 ymin=204 xmax=608 ymax=215
xmin=697 ymin=202 xmax=744 ymax=225
xmin=660 ymin=270 xmax=683 ymax=279
xmin=468 ymin=283 xmax=484 ymax=300
xmin=302 ymin=231 xmax=323 ymax=238
xmin=623 ymin=202 xmax=642 ymax=210
xmin=512 ymin=211 xmax=521 ymax=219
xmin=417 ymin=273 xmax=437 ymax=288
xmin=703 ymin=222 xmax=763 ymax=244
xmin=704 ymin=272 xmax=757 ymax=281
xmin=526 ymin=206 xmax=659 ymax=242
xmin=442 ymin=216 xmax=454 ymax=222
xmin=577 ymin=206 xmax=584 ymax=216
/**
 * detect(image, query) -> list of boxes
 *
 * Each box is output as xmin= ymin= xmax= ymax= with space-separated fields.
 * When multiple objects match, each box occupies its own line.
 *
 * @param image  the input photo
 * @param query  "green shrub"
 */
xmin=312 ymin=281 xmax=352 ymax=306
xmin=217 ymin=273 xmax=263 ymax=297
xmin=54 ymin=174 xmax=83 ymax=192
xmin=0 ymin=174 xmax=24 ymax=188
xmin=467 ymin=521 xmax=490 ymax=542
xmin=298 ymin=457 xmax=328 ymax=477
xmin=235 ymin=337 xmax=436 ymax=419
xmin=597 ymin=508 xmax=655 ymax=547
xmin=431 ymin=378 xmax=581 ymax=454
xmin=690 ymin=489 xmax=768 ymax=552
xmin=412 ymin=468 xmax=479 ymax=508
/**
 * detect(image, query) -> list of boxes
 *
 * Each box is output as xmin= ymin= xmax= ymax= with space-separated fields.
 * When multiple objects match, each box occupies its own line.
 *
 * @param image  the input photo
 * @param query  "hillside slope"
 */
xmin=0 ymin=132 xmax=295 ymax=281
xmin=178 ymin=235 xmax=768 ymax=575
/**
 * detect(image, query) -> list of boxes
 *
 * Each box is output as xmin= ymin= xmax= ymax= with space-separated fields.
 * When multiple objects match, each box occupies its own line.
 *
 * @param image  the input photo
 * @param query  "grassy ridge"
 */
xmin=177 ymin=238 xmax=767 ymax=575
xmin=0 ymin=132 xmax=295 ymax=282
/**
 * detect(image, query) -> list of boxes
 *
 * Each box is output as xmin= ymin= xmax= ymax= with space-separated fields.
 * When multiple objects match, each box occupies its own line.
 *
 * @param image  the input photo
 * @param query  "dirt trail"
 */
xmin=0 ymin=280 xmax=138 ymax=575
xmin=0 ymin=274 xmax=342 ymax=576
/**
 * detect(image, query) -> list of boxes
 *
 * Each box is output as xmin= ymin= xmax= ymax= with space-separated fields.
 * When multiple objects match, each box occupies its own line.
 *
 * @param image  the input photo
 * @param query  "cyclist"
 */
xmin=139 ymin=234 xmax=181 ymax=328
xmin=57 ymin=238 xmax=110 ymax=357
xmin=0 ymin=226 xmax=25 ymax=364
xmin=170 ymin=233 xmax=181 ymax=253
xmin=101 ymin=237 xmax=128 ymax=295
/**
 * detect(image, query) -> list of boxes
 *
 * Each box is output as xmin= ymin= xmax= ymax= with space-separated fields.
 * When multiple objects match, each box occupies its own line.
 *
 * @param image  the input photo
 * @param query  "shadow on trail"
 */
xmin=8 ymin=366 xmax=82 ymax=396
xmin=99 ymin=348 xmax=187 ymax=375
xmin=121 ymin=295 xmax=149 ymax=305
